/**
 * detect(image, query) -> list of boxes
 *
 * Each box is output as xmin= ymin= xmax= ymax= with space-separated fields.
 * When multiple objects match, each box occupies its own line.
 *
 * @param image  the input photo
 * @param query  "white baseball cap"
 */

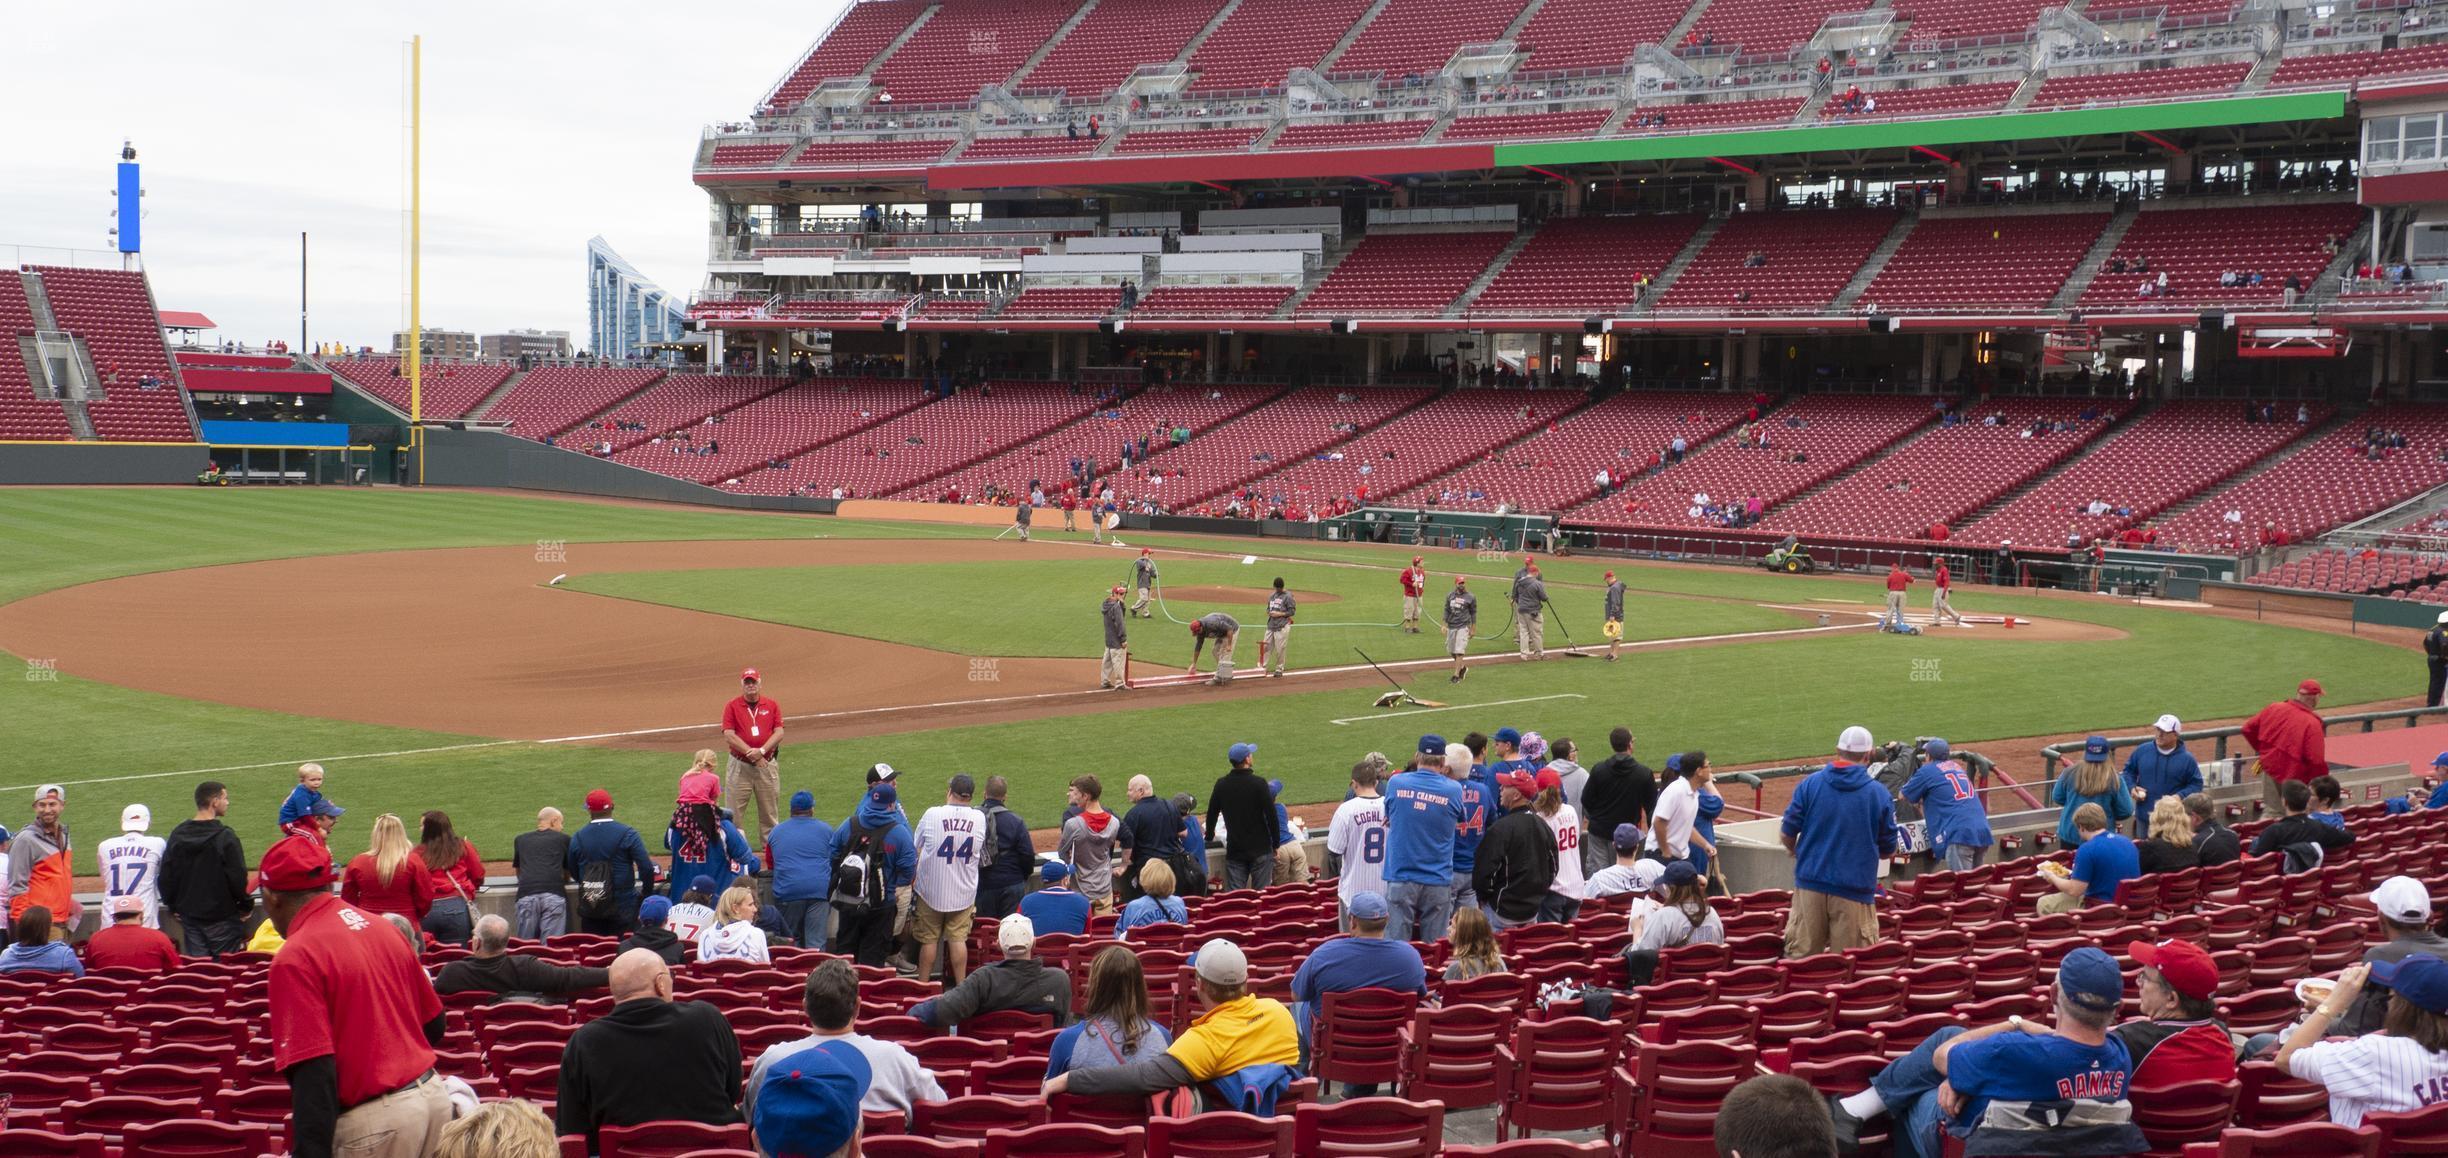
xmin=2154 ymin=714 xmax=2183 ymax=734
xmin=996 ymin=913 xmax=1036 ymax=952
xmin=2371 ymin=876 xmax=2434 ymax=925
xmin=2437 ymin=610 xmax=2448 ymax=625
xmin=32 ymin=784 xmax=62 ymax=803
xmin=1195 ymin=938 xmax=1251 ymax=985
xmin=1838 ymin=726 xmax=1874 ymax=754
xmin=120 ymin=804 xmax=150 ymax=833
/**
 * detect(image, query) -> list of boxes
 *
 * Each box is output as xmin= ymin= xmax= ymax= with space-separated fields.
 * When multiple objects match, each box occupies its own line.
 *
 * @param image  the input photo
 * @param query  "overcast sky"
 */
xmin=2 ymin=1 xmax=850 ymax=349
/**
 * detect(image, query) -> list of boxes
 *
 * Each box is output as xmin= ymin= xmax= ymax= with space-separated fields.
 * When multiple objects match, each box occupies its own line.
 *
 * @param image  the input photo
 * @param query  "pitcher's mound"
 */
xmin=1164 ymin=586 xmax=1342 ymax=605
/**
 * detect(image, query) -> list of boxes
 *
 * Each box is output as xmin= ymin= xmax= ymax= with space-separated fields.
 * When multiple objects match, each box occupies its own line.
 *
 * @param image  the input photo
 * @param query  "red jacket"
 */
xmin=410 ymin=840 xmax=484 ymax=903
xmin=341 ymin=854 xmax=435 ymax=921
xmin=2240 ymin=700 xmax=2327 ymax=783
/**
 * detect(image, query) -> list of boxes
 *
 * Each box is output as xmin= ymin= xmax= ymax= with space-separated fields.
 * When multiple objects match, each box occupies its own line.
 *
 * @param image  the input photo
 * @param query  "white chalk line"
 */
xmin=10 ymin=610 xmax=1871 ymax=793
xmin=1331 ymin=693 xmax=1587 ymax=726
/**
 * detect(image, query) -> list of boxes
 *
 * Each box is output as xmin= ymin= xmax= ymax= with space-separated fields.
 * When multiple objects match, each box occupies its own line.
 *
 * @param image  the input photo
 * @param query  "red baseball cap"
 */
xmin=1110 ymin=585 xmax=1125 ymax=596
xmin=585 ymin=788 xmax=614 ymax=812
xmin=1495 ymin=770 xmax=1539 ymax=797
xmin=1141 ymin=547 xmax=1152 ymax=556
xmin=742 ymin=667 xmax=761 ymax=682
xmin=257 ymin=836 xmax=337 ymax=893
xmin=2298 ymin=679 xmax=2324 ymax=696
xmin=1412 ymin=556 xmax=1423 ymax=565
xmin=2129 ymin=938 xmax=2218 ymax=1000
xmin=1534 ymin=767 xmax=1564 ymax=795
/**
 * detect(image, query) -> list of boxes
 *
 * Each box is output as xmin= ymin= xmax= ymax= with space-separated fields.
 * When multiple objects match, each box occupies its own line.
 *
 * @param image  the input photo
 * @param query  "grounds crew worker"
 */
xmin=1511 ymin=560 xmax=1546 ymax=661
xmin=2428 ymin=611 xmax=2448 ymax=707
xmin=1444 ymin=576 xmax=1477 ymax=684
xmin=1100 ymin=585 xmax=1130 ymax=690
xmin=1261 ymin=578 xmax=1296 ymax=677
xmin=1189 ymin=611 xmax=1240 ymax=685
xmin=1132 ymin=548 xmax=1158 ymax=618
xmin=1400 ymin=556 xmax=1427 ymax=633
xmin=1884 ymin=562 xmax=1911 ymax=626
xmin=1602 ymin=570 xmax=1627 ymax=663
xmin=1013 ymin=499 xmax=1032 ymax=542
xmin=1932 ymin=555 xmax=1966 ymax=627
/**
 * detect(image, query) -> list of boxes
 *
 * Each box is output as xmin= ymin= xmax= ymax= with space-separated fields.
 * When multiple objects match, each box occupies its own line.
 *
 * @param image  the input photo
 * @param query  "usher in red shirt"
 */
xmin=724 ymin=695 xmax=784 ymax=759
xmin=270 ymin=894 xmax=441 ymax=1106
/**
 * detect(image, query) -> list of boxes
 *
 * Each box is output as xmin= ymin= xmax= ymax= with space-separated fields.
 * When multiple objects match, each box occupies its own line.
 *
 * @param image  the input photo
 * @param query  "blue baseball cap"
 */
xmin=308 ymin=798 xmax=346 ymax=820
xmin=868 ymin=783 xmax=898 ymax=807
xmin=1347 ymin=891 xmax=1390 ymax=921
xmin=1228 ymin=742 xmax=1258 ymax=764
xmin=751 ymin=1039 xmax=872 ymax=1158
xmin=2056 ymin=946 xmax=2124 ymax=1012
xmin=638 ymin=895 xmax=672 ymax=924
xmin=1494 ymin=727 xmax=1522 ymax=745
xmin=790 ymin=790 xmax=815 ymax=814
xmin=1660 ymin=862 xmax=1700 ymax=888
xmin=1924 ymin=738 xmax=1951 ymax=759
xmin=1417 ymin=734 xmax=1447 ymax=756
xmin=1041 ymin=862 xmax=1072 ymax=884
xmin=2433 ymin=751 xmax=2448 ymax=768
xmin=1612 ymin=823 xmax=1644 ymax=852
xmin=2082 ymin=735 xmax=2110 ymax=763
xmin=690 ymin=874 xmax=717 ymax=895
xmin=1665 ymin=753 xmax=1683 ymax=775
xmin=2372 ymin=953 xmax=2448 ymax=1014
xmin=1267 ymin=778 xmax=1283 ymax=799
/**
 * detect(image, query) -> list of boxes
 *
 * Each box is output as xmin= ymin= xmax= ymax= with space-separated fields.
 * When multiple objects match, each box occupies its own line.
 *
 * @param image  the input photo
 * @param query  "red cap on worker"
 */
xmin=257 ymin=836 xmax=337 ymax=893
xmin=1110 ymin=585 xmax=1124 ymax=596
xmin=742 ymin=667 xmax=761 ymax=682
xmin=2299 ymin=679 xmax=2324 ymax=696
xmin=1141 ymin=547 xmax=1152 ymax=556
xmin=1604 ymin=570 xmax=1615 ymax=581
xmin=1412 ymin=556 xmax=1423 ymax=565
xmin=586 ymin=788 xmax=614 ymax=812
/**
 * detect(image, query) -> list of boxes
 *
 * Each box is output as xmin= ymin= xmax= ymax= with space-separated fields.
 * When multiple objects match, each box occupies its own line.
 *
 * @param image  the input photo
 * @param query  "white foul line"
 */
xmin=1331 ymin=693 xmax=1587 ymax=726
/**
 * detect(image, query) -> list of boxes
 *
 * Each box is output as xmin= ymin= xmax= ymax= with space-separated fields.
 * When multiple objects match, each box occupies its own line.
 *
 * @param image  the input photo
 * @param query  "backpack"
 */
xmin=831 ymin=820 xmax=892 ymax=914
xmin=981 ymin=803 xmax=1010 ymax=874
xmin=575 ymin=857 xmax=621 ymax=921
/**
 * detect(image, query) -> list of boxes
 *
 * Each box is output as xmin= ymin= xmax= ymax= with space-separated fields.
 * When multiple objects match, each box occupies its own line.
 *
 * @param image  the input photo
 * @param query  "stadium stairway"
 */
xmin=59 ymin=397 xmax=98 ymax=441
xmin=1174 ymin=0 xmax=1250 ymax=65
xmin=2144 ymin=407 xmax=2357 ymax=526
xmin=1498 ymin=0 xmax=1553 ymax=44
xmin=1636 ymin=215 xmax=1729 ymax=304
xmin=1274 ymin=239 xmax=1359 ymax=317
xmin=2048 ymin=202 xmax=2140 ymax=311
xmin=1663 ymin=0 xmax=1714 ymax=47
xmin=465 ymin=369 xmax=528 ymax=421
xmin=1831 ymin=212 xmax=1921 ymax=313
xmin=1014 ymin=0 xmax=1107 ymax=87
xmin=1952 ymin=398 xmax=2154 ymax=526
xmin=1443 ymin=228 xmax=1540 ymax=318
xmin=1313 ymin=0 xmax=1401 ymax=74
xmin=2004 ymin=65 xmax=2046 ymax=111
xmin=1762 ymin=407 xmax=1948 ymax=514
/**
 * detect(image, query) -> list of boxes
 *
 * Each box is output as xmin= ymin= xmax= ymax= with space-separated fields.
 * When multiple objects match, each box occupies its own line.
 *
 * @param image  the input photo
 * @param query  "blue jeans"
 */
xmin=1871 ymin=1025 xmax=1968 ymax=1158
xmin=1943 ymin=843 xmax=1987 ymax=873
xmin=514 ymin=894 xmax=566 ymax=941
xmin=423 ymin=898 xmax=473 ymax=947
xmin=1535 ymin=894 xmax=1582 ymax=924
xmin=778 ymin=897 xmax=832 ymax=948
xmin=1451 ymin=871 xmax=1481 ymax=917
xmin=1386 ymin=879 xmax=1454 ymax=944
xmin=1488 ymin=908 xmax=1535 ymax=932
xmin=976 ymin=880 xmax=1025 ymax=921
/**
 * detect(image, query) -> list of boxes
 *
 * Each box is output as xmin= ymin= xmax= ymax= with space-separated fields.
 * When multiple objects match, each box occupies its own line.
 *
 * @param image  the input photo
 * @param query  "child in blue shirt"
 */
xmin=278 ymin=762 xmax=339 ymax=841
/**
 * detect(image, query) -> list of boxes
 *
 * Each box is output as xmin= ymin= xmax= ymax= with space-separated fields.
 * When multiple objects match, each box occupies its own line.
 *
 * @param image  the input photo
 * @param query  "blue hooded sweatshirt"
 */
xmin=833 ymin=796 xmax=917 ymax=890
xmin=2120 ymin=742 xmax=2202 ymax=837
xmin=1780 ymin=761 xmax=1897 ymax=904
xmin=1450 ymin=766 xmax=1496 ymax=876
xmin=767 ymin=814 xmax=835 ymax=902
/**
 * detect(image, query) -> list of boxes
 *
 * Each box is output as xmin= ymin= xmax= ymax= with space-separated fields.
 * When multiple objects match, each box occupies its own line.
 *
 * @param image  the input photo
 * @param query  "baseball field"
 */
xmin=0 ymin=486 xmax=2415 ymax=874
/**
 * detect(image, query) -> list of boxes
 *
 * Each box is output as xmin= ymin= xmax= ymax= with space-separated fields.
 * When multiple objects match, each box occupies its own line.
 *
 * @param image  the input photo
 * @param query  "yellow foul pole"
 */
xmin=408 ymin=34 xmax=424 ymax=482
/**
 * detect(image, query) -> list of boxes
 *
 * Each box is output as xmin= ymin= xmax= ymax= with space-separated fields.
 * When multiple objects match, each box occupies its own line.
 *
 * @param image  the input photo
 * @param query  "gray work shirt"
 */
xmin=1512 ymin=570 xmax=1546 ymax=614
xmin=1265 ymin=591 xmax=1296 ymax=631
xmin=1135 ymin=557 xmax=1157 ymax=585
xmin=1444 ymin=589 xmax=1477 ymax=630
xmin=1604 ymin=581 xmax=1626 ymax=622
xmin=1196 ymin=612 xmax=1238 ymax=635
xmin=1102 ymin=599 xmax=1127 ymax=649
xmin=1016 ymin=503 xmax=1032 ymax=524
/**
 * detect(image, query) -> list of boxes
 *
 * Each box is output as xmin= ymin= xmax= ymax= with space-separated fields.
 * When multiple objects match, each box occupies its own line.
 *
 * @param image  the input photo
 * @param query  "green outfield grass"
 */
xmin=567 ymin=556 xmax=1797 ymax=668
xmin=0 ymin=489 xmax=2413 ymax=874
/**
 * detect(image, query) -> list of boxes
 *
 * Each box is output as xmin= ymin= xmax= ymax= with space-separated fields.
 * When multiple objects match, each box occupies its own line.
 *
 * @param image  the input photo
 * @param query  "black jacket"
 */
xmin=2136 ymin=839 xmax=2199 ymax=877
xmin=2192 ymin=822 xmax=2240 ymax=868
xmin=1122 ymin=797 xmax=1183 ymax=866
xmin=434 ymin=953 xmax=609 ymax=997
xmin=617 ymin=927 xmax=688 ymax=966
xmin=1208 ymin=767 xmax=1275 ymax=863
xmin=2249 ymin=815 xmax=2354 ymax=859
xmin=556 ymin=998 xmax=741 ymax=1149
xmin=979 ymin=799 xmax=1034 ymax=890
xmin=912 ymin=957 xmax=1074 ymax=1028
xmin=1472 ymin=810 xmax=1558 ymax=923
xmin=1582 ymin=754 xmax=1656 ymax=838
xmin=159 ymin=818 xmax=250 ymax=922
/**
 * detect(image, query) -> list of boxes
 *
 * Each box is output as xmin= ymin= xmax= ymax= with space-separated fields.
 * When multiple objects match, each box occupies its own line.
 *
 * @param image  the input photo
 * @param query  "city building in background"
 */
xmin=587 ymin=236 xmax=686 ymax=362
xmin=391 ymin=328 xmax=478 ymax=360
xmin=481 ymin=328 xmax=571 ymax=360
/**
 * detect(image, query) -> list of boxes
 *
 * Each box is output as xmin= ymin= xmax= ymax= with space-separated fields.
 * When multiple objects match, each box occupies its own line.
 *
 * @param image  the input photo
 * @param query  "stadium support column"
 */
xmin=1205 ymin=333 xmax=1220 ymax=382
xmin=903 ymin=330 xmax=918 ymax=376
xmin=707 ymin=328 xmax=725 ymax=370
xmin=1050 ymin=333 xmax=1064 ymax=376
xmin=1920 ymin=338 xmax=1937 ymax=388
xmin=1538 ymin=333 xmax=1555 ymax=385
xmin=1365 ymin=335 xmax=1380 ymax=384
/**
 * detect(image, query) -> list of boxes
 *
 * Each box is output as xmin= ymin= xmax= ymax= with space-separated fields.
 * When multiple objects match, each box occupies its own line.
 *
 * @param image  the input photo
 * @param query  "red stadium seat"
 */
xmin=2236 ymin=1061 xmax=2330 ymax=1130
xmin=1627 ymin=1039 xmax=1758 ymax=1157
xmin=2129 ymin=1080 xmax=2242 ymax=1156
xmin=2180 ymin=1123 xmax=2382 ymax=1157
xmin=600 ymin=1120 xmax=755 ymax=1157
xmin=1293 ymin=1097 xmax=1444 ymax=1158
xmin=865 ymin=1139 xmax=983 ymax=1158
xmin=1313 ymin=987 xmax=1419 ymax=1093
xmin=1146 ymin=1112 xmax=1293 ymax=1158
xmin=981 ymin=1122 xmax=1148 ymax=1158
xmin=913 ymin=1096 xmax=1049 ymax=1141
xmin=2369 ymin=1102 xmax=2448 ymax=1154
xmin=1442 ymin=1143 xmax=1611 ymax=1157
xmin=116 ymin=1118 xmax=272 ymax=1158
xmin=1398 ymin=1002 xmax=1516 ymax=1110
xmin=1496 ymin=1016 xmax=1625 ymax=1141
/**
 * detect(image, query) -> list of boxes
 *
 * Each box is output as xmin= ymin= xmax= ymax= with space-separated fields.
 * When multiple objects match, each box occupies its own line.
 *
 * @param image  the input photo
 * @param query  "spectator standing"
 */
xmin=1047 ymin=947 xmax=1172 ymax=1079
xmin=1100 ymin=585 xmax=1130 ymax=690
xmin=1648 ymin=754 xmax=1700 ymax=866
xmin=510 ymin=808 xmax=572 ymax=941
xmin=2039 ymin=804 xmax=2140 ymax=914
xmin=2339 ymin=876 xmax=2448 ymax=1035
xmin=2184 ymin=794 xmax=2240 ymax=867
xmin=1781 ymin=727 xmax=1897 ymax=957
xmin=2051 ymin=737 xmax=2135 ymax=847
xmin=2135 ymin=798 xmax=2200 ymax=876
xmin=83 ymin=894 xmax=180 ymax=973
xmin=911 ymin=774 xmax=986 ymax=985
xmin=1449 ymin=738 xmax=1496 ymax=914
xmin=555 ymin=948 xmax=743 ymax=1151
xmin=1059 ymin=775 xmax=1130 ymax=915
xmin=722 ymin=667 xmax=786 ymax=841
xmin=567 ymin=788 xmax=658 ymax=936
xmin=1268 ymin=779 xmax=1308 ymax=885
xmin=262 ymin=835 xmax=452 ymax=1158
xmin=1208 ymin=744 xmax=1275 ymax=891
xmin=616 ymin=896 xmax=687 ymax=966
xmin=698 ymin=884 xmax=772 ymax=964
xmin=2428 ymin=612 xmax=2448 ymax=708
xmin=975 ymin=777 xmax=1033 ymax=920
xmin=2277 ymin=955 xmax=2448 ymax=1126
xmin=749 ymin=959 xmax=945 ymax=1125
xmin=2118 ymin=939 xmax=2238 ymax=1087
xmin=7 ymin=784 xmax=72 ymax=931
xmin=0 ymin=908 xmax=81 ymax=976
xmin=1532 ymin=769 xmax=1587 ymax=923
xmin=1901 ymin=739 xmax=1993 ymax=872
xmin=161 ymin=780 xmax=251 ymax=957
xmin=1581 ymin=728 xmax=1656 ymax=879
xmin=1287 ymin=890 xmax=1426 ymax=1096
xmin=769 ymin=791 xmax=835 ymax=948
xmin=1176 ymin=792 xmax=1210 ymax=885
xmin=96 ymin=803 xmax=166 ymax=929
xmin=411 ymin=810 xmax=483 ymax=947
xmin=666 ymin=794 xmax=750 ymax=901
xmin=2122 ymin=715 xmax=2202 ymax=838
xmin=435 ymin=915 xmax=609 ymax=997
xmin=1051 ymin=938 xmax=1301 ymax=1110
xmin=1474 ymin=771 xmax=1558 ymax=931
xmin=1381 ymin=736 xmax=1465 ymax=942
xmin=1020 ymin=862 xmax=1092 ymax=935
xmin=1326 ymin=761 xmax=1389 ymax=930
xmin=341 ymin=814 xmax=434 ymax=925
xmin=2241 ymin=679 xmax=2330 ymax=813
xmin=908 ymin=914 xmax=1073 ymax=1028
xmin=1118 ymin=860 xmax=1188 ymax=939
xmin=1119 ymin=774 xmax=1185 ymax=902
xmin=2249 ymin=780 xmax=2356 ymax=864
xmin=828 ymin=782 xmax=916 ymax=967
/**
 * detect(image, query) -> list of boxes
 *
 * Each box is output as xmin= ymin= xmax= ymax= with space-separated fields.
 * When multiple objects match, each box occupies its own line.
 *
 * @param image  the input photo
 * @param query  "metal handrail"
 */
xmin=2036 ymin=705 xmax=2448 ymax=778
